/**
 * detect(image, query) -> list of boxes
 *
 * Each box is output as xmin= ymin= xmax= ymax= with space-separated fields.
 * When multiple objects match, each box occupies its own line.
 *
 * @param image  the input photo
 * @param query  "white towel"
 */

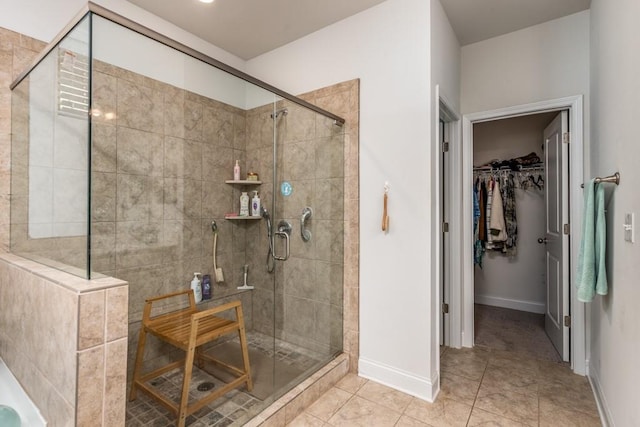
xmin=489 ymin=180 xmax=507 ymax=242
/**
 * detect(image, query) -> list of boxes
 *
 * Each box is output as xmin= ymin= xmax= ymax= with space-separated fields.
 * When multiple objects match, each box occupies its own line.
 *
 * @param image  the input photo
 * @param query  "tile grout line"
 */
xmin=465 ymin=356 xmax=489 ymax=426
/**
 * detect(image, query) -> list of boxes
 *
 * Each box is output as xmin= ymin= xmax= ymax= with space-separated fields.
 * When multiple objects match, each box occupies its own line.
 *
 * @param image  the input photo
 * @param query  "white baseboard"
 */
xmin=359 ymin=357 xmax=438 ymax=402
xmin=588 ymin=367 xmax=613 ymax=427
xmin=474 ymin=294 xmax=545 ymax=314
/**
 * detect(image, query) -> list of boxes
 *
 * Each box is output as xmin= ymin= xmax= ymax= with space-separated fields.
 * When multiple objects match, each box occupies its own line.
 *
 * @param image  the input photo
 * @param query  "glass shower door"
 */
xmin=270 ymin=100 xmax=345 ymax=390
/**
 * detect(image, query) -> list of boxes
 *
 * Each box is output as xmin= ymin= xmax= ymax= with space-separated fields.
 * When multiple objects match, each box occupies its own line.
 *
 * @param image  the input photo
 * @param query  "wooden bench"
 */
xmin=129 ymin=290 xmax=252 ymax=427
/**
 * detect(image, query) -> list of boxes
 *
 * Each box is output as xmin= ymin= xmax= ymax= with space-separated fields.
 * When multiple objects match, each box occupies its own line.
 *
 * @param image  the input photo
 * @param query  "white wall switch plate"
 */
xmin=624 ymin=213 xmax=634 ymax=243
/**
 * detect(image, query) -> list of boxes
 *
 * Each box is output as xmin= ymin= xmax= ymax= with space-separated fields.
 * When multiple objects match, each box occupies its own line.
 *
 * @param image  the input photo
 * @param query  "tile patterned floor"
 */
xmin=474 ymin=304 xmax=562 ymax=363
xmin=287 ymin=306 xmax=602 ymax=427
xmin=288 ymin=348 xmax=601 ymax=427
xmin=125 ymin=332 xmax=322 ymax=426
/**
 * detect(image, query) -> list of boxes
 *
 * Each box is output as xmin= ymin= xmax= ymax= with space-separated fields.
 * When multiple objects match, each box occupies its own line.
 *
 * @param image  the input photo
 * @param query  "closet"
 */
xmin=472 ymin=111 xmax=563 ymax=361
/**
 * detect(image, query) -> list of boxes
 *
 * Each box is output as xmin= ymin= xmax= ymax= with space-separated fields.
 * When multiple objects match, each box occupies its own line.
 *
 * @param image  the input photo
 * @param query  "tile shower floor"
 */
xmin=287 ymin=305 xmax=600 ymax=426
xmin=125 ymin=332 xmax=323 ymax=426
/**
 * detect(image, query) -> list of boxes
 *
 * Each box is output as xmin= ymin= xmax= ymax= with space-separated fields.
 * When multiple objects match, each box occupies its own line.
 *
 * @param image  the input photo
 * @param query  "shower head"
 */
xmin=270 ymin=108 xmax=288 ymax=119
xmin=211 ymin=220 xmax=217 ymax=233
xmin=260 ymin=206 xmax=270 ymax=220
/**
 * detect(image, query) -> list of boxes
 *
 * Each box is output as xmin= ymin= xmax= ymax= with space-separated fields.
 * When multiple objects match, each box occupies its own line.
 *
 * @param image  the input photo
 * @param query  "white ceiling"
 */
xmin=126 ymin=0 xmax=387 ymax=60
xmin=439 ymin=0 xmax=591 ymax=46
xmin=125 ymin=0 xmax=591 ymax=59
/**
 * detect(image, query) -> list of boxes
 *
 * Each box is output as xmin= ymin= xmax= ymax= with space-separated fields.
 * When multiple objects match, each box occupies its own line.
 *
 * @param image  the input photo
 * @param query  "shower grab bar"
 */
xmin=580 ymin=172 xmax=620 ymax=188
xmin=301 ymin=207 xmax=313 ymax=242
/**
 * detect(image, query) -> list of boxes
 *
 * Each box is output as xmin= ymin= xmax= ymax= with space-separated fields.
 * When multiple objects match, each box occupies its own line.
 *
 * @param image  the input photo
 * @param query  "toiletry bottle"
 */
xmin=233 ymin=160 xmax=241 ymax=181
xmin=190 ymin=272 xmax=202 ymax=303
xmin=202 ymin=274 xmax=211 ymax=300
xmin=251 ymin=191 xmax=261 ymax=217
xmin=240 ymin=192 xmax=250 ymax=216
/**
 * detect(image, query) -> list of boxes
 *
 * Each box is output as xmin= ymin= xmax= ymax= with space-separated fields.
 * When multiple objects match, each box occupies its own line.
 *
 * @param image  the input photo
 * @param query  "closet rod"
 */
xmin=580 ymin=172 xmax=620 ymax=188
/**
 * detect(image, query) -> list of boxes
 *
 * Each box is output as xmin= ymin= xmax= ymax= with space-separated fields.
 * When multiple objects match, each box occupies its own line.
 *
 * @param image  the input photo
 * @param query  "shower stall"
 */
xmin=10 ymin=4 xmax=345 ymax=425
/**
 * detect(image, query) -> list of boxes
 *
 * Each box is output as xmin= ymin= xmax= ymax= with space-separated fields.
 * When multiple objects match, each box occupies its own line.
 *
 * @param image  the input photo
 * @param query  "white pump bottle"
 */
xmin=251 ymin=191 xmax=261 ymax=217
xmin=190 ymin=272 xmax=202 ymax=303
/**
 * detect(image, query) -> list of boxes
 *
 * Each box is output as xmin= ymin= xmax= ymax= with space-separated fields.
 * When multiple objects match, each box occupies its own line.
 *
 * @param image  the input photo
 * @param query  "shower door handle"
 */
xmin=274 ymin=220 xmax=292 ymax=261
xmin=273 ymin=232 xmax=290 ymax=261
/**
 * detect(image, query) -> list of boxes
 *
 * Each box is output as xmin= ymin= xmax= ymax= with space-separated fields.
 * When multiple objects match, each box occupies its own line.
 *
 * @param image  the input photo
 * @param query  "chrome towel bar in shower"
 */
xmin=581 ymin=172 xmax=620 ymax=188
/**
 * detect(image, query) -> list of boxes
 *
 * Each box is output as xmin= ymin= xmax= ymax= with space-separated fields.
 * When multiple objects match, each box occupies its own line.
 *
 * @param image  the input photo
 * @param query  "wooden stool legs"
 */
xmin=128 ymin=292 xmax=252 ymax=427
xmin=237 ymin=304 xmax=253 ymax=392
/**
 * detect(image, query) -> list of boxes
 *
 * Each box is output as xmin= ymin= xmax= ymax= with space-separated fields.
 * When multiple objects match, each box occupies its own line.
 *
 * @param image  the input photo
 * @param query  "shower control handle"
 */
xmin=274 ymin=220 xmax=292 ymax=261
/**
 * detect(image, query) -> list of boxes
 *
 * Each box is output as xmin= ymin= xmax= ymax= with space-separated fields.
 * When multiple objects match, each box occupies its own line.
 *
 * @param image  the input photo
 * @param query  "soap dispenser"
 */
xmin=190 ymin=272 xmax=202 ymax=303
xmin=233 ymin=160 xmax=241 ymax=181
xmin=251 ymin=191 xmax=261 ymax=217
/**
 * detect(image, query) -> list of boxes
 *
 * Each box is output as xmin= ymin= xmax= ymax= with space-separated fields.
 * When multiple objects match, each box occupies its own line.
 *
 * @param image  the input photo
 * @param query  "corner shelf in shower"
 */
xmin=224 ymin=214 xmax=261 ymax=221
xmin=225 ymin=180 xmax=262 ymax=185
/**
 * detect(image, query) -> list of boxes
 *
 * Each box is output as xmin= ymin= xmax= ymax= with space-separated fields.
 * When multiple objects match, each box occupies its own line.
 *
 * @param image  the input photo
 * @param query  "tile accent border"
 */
xmin=245 ymin=353 xmax=350 ymax=427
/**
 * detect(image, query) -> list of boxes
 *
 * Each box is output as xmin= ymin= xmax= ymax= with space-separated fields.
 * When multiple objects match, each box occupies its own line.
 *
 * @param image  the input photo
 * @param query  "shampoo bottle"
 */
xmin=251 ymin=191 xmax=261 ymax=217
xmin=233 ymin=160 xmax=241 ymax=181
xmin=240 ymin=192 xmax=250 ymax=216
xmin=202 ymin=274 xmax=211 ymax=300
xmin=190 ymin=272 xmax=202 ymax=303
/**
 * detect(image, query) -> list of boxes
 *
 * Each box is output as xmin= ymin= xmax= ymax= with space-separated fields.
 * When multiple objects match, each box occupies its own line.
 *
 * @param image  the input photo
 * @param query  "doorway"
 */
xmin=454 ymin=96 xmax=586 ymax=375
xmin=471 ymin=110 xmax=568 ymax=362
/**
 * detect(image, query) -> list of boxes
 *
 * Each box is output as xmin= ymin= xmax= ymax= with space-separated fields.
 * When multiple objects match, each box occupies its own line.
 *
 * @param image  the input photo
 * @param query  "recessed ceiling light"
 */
xmin=199 ymin=0 xmax=214 ymax=3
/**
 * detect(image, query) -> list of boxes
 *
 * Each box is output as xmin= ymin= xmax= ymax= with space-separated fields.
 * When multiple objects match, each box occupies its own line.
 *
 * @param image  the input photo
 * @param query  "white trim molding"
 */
xmin=588 ymin=368 xmax=614 ymax=426
xmin=457 ymin=95 xmax=586 ymax=376
xmin=359 ymin=357 xmax=439 ymax=402
xmin=474 ymin=295 xmax=545 ymax=314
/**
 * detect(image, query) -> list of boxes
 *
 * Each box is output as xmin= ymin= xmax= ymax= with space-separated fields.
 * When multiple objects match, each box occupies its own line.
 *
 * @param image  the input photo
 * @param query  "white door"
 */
xmin=543 ymin=111 xmax=570 ymax=361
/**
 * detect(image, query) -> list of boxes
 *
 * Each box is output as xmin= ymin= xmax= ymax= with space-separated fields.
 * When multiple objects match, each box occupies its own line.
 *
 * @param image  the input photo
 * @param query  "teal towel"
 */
xmin=575 ymin=179 xmax=608 ymax=302
xmin=594 ymin=183 xmax=608 ymax=296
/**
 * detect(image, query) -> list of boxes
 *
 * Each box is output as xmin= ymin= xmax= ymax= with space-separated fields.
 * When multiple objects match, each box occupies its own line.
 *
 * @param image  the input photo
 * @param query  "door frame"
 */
xmin=433 ymin=86 xmax=462 ymax=359
xmin=456 ymin=95 xmax=586 ymax=375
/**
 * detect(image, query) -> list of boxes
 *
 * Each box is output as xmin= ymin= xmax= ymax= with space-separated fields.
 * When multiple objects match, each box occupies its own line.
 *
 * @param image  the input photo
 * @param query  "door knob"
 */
xmin=537 ymin=238 xmax=548 ymax=244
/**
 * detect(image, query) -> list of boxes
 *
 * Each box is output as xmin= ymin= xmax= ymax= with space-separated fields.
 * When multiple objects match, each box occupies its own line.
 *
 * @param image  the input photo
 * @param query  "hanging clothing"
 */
xmin=501 ymin=174 xmax=518 ymax=256
xmin=485 ymin=178 xmax=494 ymax=249
xmin=473 ymin=181 xmax=481 ymax=230
xmin=489 ymin=179 xmax=507 ymax=243
xmin=472 ymin=167 xmax=540 ymax=259
xmin=479 ymin=181 xmax=487 ymax=242
xmin=473 ymin=181 xmax=484 ymax=267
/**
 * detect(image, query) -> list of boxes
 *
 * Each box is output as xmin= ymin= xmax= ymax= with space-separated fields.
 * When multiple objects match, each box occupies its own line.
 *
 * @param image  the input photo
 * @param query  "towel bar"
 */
xmin=580 ymin=172 xmax=620 ymax=188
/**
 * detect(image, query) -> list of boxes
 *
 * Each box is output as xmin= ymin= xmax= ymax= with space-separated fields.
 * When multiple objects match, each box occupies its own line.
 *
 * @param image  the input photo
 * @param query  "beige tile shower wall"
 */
xmin=301 ymin=80 xmax=359 ymax=371
xmin=89 ymin=61 xmax=255 ymax=376
xmin=0 ymin=27 xmax=46 ymax=253
xmin=0 ymin=253 xmax=129 ymax=426
xmin=92 ymin=60 xmax=250 ymax=309
xmin=246 ymin=80 xmax=359 ymax=368
xmin=244 ymin=103 xmax=277 ymax=339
